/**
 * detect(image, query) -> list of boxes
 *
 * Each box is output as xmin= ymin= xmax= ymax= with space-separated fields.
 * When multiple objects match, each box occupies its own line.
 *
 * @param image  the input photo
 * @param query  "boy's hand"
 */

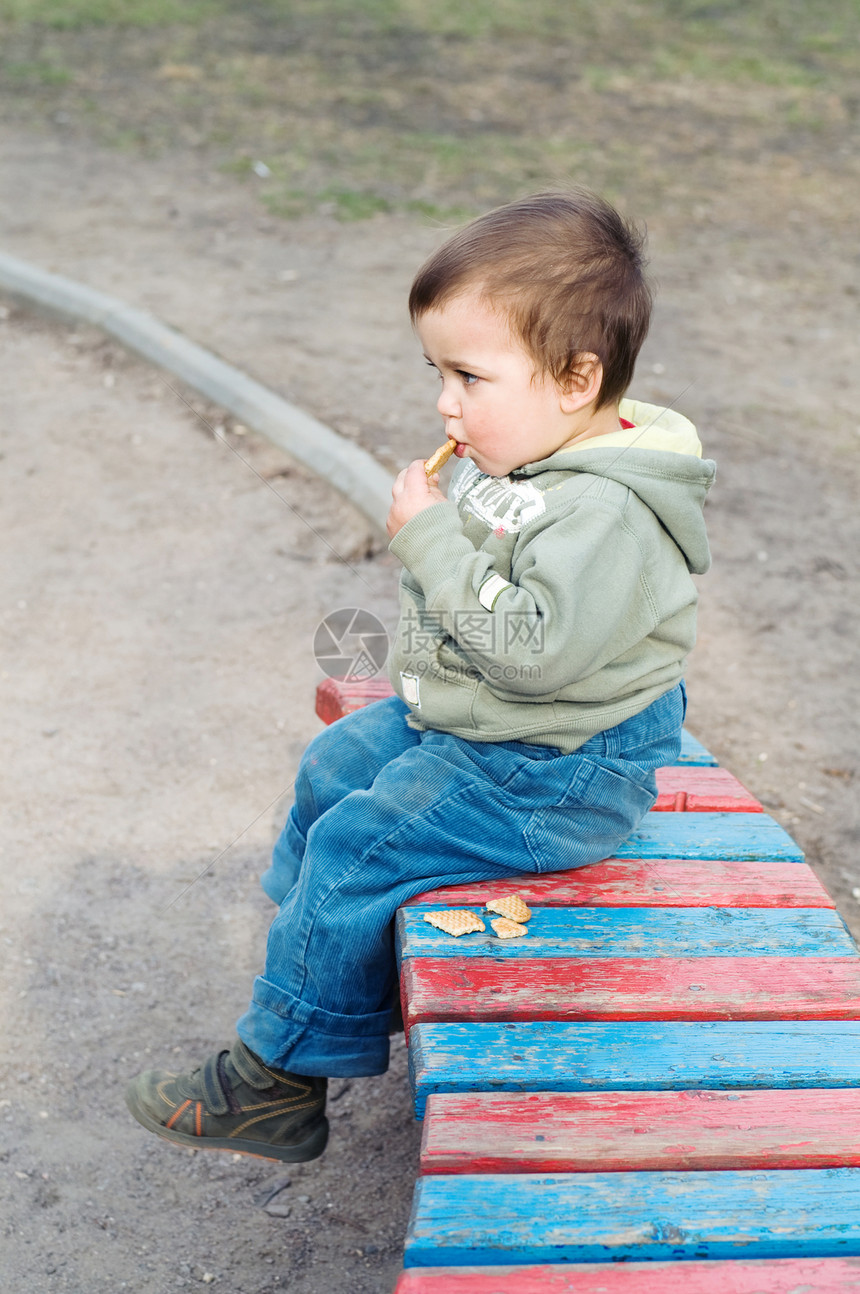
xmin=387 ymin=460 xmax=447 ymax=539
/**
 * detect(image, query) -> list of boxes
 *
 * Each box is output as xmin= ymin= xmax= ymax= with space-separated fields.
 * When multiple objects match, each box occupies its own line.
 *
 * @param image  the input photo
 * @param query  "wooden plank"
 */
xmin=407 ymin=859 xmax=835 ymax=909
xmin=402 ymin=956 xmax=860 ymax=1032
xmin=677 ymin=731 xmax=718 ymax=765
xmin=419 ymin=1089 xmax=860 ymax=1174
xmin=408 ymin=1020 xmax=860 ymax=1116
xmin=404 ymin=1167 xmax=860 ymax=1266
xmin=397 ymin=907 xmax=856 ymax=963
xmin=315 ymin=675 xmax=395 ymax=724
xmin=653 ymin=766 xmax=762 ymax=812
xmin=615 ymin=812 xmax=803 ymax=862
xmin=395 ymin=1257 xmax=860 ymax=1292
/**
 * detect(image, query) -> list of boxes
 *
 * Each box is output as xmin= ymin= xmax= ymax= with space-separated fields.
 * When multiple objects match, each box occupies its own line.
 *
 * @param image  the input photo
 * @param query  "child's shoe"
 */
xmin=125 ymin=1038 xmax=328 ymax=1163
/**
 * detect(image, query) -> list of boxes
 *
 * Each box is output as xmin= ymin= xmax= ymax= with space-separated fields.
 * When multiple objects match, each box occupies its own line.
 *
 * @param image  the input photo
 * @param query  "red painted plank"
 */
xmin=419 ymin=1088 xmax=860 ymax=1174
xmin=394 ymin=1257 xmax=860 ymax=1292
xmin=315 ymin=675 xmax=394 ymax=724
xmin=407 ymin=859 xmax=835 ymax=909
xmin=402 ymin=957 xmax=860 ymax=1033
xmin=654 ymin=766 xmax=762 ymax=812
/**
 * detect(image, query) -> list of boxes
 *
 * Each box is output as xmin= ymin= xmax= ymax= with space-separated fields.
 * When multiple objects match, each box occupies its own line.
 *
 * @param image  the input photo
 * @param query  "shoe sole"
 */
xmin=125 ymin=1091 xmax=330 ymax=1164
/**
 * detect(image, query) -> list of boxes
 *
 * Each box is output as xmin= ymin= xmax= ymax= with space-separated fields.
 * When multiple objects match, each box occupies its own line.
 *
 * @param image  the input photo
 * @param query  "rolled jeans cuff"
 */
xmin=236 ymin=975 xmax=393 ymax=1077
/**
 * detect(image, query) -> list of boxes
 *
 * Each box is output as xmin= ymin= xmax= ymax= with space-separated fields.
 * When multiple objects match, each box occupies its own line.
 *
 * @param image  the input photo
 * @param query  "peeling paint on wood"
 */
xmin=394 ymin=1256 xmax=860 ymax=1291
xmin=404 ymin=1167 xmax=860 ymax=1266
xmin=397 ymin=907 xmax=855 ymax=963
xmin=616 ymin=813 xmax=803 ymax=862
xmin=315 ymin=675 xmax=396 ymax=724
xmin=402 ymin=956 xmax=860 ymax=1032
xmin=407 ymin=859 xmax=834 ymax=909
xmin=419 ymin=1089 xmax=860 ymax=1174
xmin=408 ymin=1020 xmax=860 ymax=1116
xmin=653 ymin=767 xmax=762 ymax=812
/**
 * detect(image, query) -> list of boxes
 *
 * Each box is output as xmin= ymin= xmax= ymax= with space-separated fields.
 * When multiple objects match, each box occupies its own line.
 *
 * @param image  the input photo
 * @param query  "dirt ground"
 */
xmin=1 ymin=108 xmax=859 ymax=1293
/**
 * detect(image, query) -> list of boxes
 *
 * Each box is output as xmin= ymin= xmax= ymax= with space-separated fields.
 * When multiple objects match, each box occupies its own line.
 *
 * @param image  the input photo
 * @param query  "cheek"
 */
xmin=473 ymin=397 xmax=509 ymax=431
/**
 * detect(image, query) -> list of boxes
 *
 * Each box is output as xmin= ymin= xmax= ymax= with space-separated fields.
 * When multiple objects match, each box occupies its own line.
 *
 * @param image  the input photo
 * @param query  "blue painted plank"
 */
xmin=677 ymin=730 xmax=719 ymax=766
xmin=397 ymin=906 xmax=856 ymax=962
xmin=404 ymin=1167 xmax=860 ymax=1266
xmin=408 ymin=1021 xmax=860 ymax=1116
xmin=618 ymin=813 xmax=803 ymax=862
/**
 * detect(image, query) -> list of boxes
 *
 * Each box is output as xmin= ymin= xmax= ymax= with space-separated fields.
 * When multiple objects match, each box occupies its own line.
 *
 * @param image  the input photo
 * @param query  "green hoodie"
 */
xmin=387 ymin=399 xmax=716 ymax=753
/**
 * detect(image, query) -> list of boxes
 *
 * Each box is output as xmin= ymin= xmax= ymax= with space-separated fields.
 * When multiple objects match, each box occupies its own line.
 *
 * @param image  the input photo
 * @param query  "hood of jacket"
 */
xmin=506 ymin=398 xmax=715 ymax=574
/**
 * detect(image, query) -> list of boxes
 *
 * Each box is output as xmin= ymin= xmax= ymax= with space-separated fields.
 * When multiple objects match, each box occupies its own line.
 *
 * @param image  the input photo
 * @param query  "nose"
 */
xmin=436 ymin=382 xmax=461 ymax=422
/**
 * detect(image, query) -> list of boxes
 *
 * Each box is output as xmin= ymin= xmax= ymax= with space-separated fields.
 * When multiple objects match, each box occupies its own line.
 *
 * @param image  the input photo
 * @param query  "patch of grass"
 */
xmin=242 ymin=0 xmax=601 ymax=41
xmin=315 ymin=186 xmax=392 ymax=220
xmin=263 ymin=182 xmax=394 ymax=223
xmin=1 ymin=0 xmax=857 ymax=219
xmin=3 ymin=56 xmax=71 ymax=83
xmin=0 ymin=0 xmax=223 ymax=27
xmin=262 ymin=185 xmax=313 ymax=220
xmin=403 ymin=198 xmax=472 ymax=223
xmin=219 ymin=154 xmax=261 ymax=178
xmin=652 ymin=40 xmax=832 ymax=89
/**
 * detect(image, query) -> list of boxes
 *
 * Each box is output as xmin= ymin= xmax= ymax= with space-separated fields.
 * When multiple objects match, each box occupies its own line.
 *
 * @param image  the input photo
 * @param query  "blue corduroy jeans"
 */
xmin=236 ymin=685 xmax=686 ymax=1077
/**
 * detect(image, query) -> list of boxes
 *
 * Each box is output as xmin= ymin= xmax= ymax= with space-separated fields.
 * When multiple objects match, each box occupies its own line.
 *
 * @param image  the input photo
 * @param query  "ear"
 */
xmin=559 ymin=353 xmax=604 ymax=412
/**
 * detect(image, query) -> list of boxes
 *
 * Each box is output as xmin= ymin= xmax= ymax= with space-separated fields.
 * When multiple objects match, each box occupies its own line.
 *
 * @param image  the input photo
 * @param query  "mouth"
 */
xmin=453 ymin=442 xmax=467 ymax=458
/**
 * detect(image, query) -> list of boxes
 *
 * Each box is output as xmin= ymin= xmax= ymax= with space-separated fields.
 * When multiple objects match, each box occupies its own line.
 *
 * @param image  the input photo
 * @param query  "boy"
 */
xmin=126 ymin=189 xmax=715 ymax=1163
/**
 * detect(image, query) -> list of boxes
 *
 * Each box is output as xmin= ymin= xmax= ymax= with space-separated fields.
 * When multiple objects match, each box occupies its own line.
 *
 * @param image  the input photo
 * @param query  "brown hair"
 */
xmin=408 ymin=189 xmax=652 ymax=409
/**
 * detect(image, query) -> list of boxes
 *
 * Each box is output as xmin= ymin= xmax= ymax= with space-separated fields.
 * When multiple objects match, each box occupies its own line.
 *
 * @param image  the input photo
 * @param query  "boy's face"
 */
xmin=416 ymin=292 xmax=578 ymax=477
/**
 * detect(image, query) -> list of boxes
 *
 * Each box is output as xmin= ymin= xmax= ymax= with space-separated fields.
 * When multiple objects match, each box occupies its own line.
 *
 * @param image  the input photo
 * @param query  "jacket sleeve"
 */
xmin=388 ymin=496 xmax=658 ymax=697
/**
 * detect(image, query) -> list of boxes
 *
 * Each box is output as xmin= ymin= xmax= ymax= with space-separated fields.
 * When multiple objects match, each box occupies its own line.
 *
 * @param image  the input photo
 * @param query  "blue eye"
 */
xmin=458 ymin=370 xmax=479 ymax=386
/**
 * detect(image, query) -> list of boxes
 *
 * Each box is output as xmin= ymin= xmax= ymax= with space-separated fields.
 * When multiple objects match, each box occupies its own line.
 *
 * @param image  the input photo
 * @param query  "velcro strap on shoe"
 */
xmin=200 ymin=1051 xmax=231 ymax=1116
xmin=230 ymin=1039 xmax=282 ymax=1090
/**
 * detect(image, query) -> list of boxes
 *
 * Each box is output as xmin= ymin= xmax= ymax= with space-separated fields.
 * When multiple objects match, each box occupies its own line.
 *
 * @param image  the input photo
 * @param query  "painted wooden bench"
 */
xmin=394 ymin=1260 xmax=860 ymax=1293
xmin=315 ymin=678 xmax=860 ymax=1291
